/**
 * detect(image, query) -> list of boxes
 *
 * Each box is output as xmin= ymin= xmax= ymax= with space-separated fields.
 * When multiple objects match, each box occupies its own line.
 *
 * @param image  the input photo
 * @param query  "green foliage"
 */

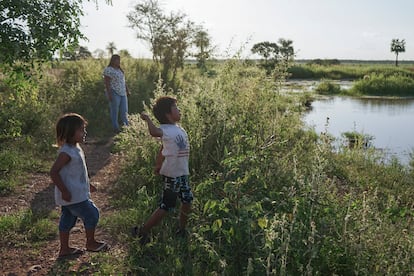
xmin=252 ymin=39 xmax=295 ymax=74
xmin=0 ymin=210 xmax=57 ymax=246
xmin=108 ymin=58 xmax=414 ymax=274
xmin=0 ymin=58 xmax=159 ymax=193
xmin=314 ymin=79 xmax=342 ymax=95
xmin=1 ymin=57 xmax=414 ymax=274
xmin=349 ymin=73 xmax=414 ymax=96
xmin=307 ymin=59 xmax=341 ymax=66
xmin=193 ymin=28 xmax=213 ymax=70
xmin=390 ymin=38 xmax=406 ymax=66
xmin=289 ymin=63 xmax=414 ymax=79
xmin=1 ymin=0 xmax=82 ymax=65
xmin=342 ymin=131 xmax=373 ymax=149
xmin=127 ymin=0 xmax=206 ymax=85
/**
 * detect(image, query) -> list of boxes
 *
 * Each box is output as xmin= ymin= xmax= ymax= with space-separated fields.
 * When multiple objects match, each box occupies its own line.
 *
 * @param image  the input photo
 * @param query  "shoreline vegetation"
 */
xmin=1 ymin=58 xmax=413 ymax=274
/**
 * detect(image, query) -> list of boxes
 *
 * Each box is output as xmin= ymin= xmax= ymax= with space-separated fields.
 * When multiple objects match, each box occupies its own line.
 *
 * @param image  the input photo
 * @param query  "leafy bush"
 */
xmin=349 ymin=73 xmax=414 ymax=96
xmin=314 ymin=80 xmax=342 ymax=95
xmin=106 ymin=58 xmax=414 ymax=275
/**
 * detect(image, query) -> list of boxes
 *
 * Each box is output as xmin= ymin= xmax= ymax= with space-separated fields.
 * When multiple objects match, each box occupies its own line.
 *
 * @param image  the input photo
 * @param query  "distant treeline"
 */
xmin=296 ymin=59 xmax=414 ymax=65
xmin=184 ymin=59 xmax=414 ymax=66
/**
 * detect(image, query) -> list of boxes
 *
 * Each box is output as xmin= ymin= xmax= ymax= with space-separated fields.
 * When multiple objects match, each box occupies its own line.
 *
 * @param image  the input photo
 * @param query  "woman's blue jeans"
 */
xmin=108 ymin=89 xmax=128 ymax=131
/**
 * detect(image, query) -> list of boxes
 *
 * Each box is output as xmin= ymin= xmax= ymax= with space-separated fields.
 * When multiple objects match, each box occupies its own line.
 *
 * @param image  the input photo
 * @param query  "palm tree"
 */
xmin=106 ymin=42 xmax=117 ymax=56
xmin=194 ymin=29 xmax=211 ymax=69
xmin=390 ymin=39 xmax=405 ymax=66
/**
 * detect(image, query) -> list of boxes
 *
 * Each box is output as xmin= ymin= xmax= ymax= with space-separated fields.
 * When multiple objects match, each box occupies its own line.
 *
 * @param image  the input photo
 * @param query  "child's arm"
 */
xmin=89 ymin=183 xmax=97 ymax=193
xmin=140 ymin=112 xmax=163 ymax=137
xmin=50 ymin=152 xmax=72 ymax=202
xmin=154 ymin=145 xmax=164 ymax=175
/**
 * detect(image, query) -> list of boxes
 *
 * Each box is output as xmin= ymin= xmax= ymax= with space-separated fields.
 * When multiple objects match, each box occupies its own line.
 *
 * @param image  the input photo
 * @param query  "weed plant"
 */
xmin=1 ymin=58 xmax=413 ymax=274
xmin=349 ymin=73 xmax=414 ymax=96
xmin=0 ymin=58 xmax=159 ymax=194
xmin=105 ymin=58 xmax=414 ymax=274
xmin=314 ymin=79 xmax=342 ymax=95
xmin=289 ymin=63 xmax=414 ymax=80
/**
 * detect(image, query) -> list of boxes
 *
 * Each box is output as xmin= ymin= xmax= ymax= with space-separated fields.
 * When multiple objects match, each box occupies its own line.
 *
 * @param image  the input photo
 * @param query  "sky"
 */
xmin=80 ymin=0 xmax=414 ymax=60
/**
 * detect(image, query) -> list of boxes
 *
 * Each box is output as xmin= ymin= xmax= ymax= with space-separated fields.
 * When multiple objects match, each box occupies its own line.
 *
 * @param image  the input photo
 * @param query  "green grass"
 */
xmin=107 ymin=59 xmax=414 ymax=274
xmin=348 ymin=73 xmax=414 ymax=96
xmin=1 ymin=58 xmax=413 ymax=274
xmin=289 ymin=63 xmax=414 ymax=80
xmin=0 ymin=210 xmax=57 ymax=245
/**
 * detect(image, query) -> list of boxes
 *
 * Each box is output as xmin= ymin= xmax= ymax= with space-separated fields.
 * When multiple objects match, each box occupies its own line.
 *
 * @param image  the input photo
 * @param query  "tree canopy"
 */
xmin=127 ymin=0 xmax=210 ymax=83
xmin=390 ymin=38 xmax=406 ymax=67
xmin=0 ymin=0 xmax=111 ymax=66
xmin=251 ymin=38 xmax=295 ymax=74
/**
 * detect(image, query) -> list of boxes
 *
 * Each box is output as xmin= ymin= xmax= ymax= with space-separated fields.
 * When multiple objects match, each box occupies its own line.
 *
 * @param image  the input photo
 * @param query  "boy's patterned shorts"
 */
xmin=159 ymin=175 xmax=193 ymax=211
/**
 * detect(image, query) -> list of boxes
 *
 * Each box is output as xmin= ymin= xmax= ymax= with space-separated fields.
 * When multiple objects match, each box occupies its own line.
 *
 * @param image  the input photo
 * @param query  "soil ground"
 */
xmin=1 ymin=136 xmax=125 ymax=275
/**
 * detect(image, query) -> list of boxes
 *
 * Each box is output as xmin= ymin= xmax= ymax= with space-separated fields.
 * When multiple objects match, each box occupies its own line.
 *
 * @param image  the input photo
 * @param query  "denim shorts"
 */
xmin=59 ymin=199 xmax=99 ymax=232
xmin=159 ymin=175 xmax=193 ymax=211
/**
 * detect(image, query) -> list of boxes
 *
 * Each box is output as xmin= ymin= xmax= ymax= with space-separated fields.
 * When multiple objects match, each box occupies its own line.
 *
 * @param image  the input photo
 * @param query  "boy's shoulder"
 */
xmin=160 ymin=124 xmax=186 ymax=132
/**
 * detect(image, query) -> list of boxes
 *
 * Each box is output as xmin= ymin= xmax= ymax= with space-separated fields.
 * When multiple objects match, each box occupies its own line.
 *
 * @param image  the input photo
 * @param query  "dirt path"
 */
xmin=1 ymin=137 xmax=125 ymax=275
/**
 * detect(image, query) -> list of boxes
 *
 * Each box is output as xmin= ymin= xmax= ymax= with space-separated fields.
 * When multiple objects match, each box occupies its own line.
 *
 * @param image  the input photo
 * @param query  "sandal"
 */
xmin=57 ymin=248 xmax=84 ymax=259
xmin=87 ymin=242 xmax=110 ymax=252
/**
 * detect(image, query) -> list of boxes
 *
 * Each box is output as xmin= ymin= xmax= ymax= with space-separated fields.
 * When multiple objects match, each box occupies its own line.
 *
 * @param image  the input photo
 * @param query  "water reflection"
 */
xmin=303 ymin=96 xmax=414 ymax=165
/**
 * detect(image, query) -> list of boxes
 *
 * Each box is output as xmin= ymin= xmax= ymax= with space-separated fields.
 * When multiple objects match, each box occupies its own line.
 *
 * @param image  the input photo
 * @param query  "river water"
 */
xmin=303 ymin=96 xmax=414 ymax=166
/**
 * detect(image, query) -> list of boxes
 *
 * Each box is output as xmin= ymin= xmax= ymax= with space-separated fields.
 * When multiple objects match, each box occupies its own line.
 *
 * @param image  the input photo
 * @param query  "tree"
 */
xmin=127 ymin=0 xmax=164 ymax=63
xmin=251 ymin=41 xmax=279 ymax=73
xmin=390 ymin=38 xmax=406 ymax=66
xmin=251 ymin=38 xmax=295 ymax=74
xmin=0 ymin=0 xmax=112 ymax=66
xmin=193 ymin=27 xmax=213 ymax=69
xmin=119 ymin=49 xmax=132 ymax=58
xmin=127 ymin=0 xmax=198 ymax=83
xmin=93 ymin=49 xmax=106 ymax=59
xmin=278 ymin=38 xmax=295 ymax=62
xmin=106 ymin=42 xmax=117 ymax=56
xmin=251 ymin=42 xmax=279 ymax=62
xmin=62 ymin=45 xmax=92 ymax=60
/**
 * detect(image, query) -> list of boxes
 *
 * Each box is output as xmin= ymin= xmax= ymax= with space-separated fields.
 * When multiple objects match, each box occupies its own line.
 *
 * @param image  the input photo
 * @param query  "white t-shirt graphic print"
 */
xmin=159 ymin=124 xmax=190 ymax=177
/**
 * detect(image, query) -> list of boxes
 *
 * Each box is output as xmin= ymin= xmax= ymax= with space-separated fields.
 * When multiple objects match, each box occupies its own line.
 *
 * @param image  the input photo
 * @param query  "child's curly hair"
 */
xmin=153 ymin=96 xmax=177 ymax=124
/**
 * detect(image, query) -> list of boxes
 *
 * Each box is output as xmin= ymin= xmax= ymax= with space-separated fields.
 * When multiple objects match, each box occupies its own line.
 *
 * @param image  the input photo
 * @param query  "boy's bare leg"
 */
xmin=179 ymin=203 xmax=191 ymax=230
xmin=141 ymin=208 xmax=167 ymax=233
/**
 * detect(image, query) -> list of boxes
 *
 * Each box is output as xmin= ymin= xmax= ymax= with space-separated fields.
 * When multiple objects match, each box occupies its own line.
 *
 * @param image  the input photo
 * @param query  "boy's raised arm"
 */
xmin=140 ymin=112 xmax=163 ymax=137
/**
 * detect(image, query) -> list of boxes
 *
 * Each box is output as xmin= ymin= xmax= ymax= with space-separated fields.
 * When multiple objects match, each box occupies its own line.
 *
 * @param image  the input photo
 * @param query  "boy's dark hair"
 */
xmin=153 ymin=96 xmax=177 ymax=124
xmin=56 ymin=113 xmax=87 ymax=146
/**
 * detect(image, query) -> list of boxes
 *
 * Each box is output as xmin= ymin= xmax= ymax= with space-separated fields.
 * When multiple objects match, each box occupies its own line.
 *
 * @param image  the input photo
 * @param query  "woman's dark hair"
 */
xmin=108 ymin=54 xmax=124 ymax=73
xmin=56 ymin=113 xmax=87 ymax=146
xmin=153 ymin=96 xmax=177 ymax=124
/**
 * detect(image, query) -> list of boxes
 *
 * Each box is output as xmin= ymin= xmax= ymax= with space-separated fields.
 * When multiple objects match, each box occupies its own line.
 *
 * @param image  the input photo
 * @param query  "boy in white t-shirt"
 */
xmin=133 ymin=96 xmax=193 ymax=245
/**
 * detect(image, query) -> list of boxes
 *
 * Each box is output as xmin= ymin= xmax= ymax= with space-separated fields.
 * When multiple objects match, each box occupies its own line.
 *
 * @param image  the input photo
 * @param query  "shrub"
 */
xmin=350 ymin=73 xmax=414 ymax=96
xmin=315 ymin=80 xmax=342 ymax=95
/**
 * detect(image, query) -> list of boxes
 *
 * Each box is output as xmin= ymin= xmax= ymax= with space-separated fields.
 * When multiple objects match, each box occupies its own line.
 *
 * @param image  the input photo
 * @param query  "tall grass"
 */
xmin=1 ymin=58 xmax=413 ymax=274
xmin=289 ymin=63 xmax=414 ymax=80
xmin=0 ymin=58 xmax=159 ymax=194
xmin=349 ymin=73 xmax=414 ymax=96
xmin=105 ymin=59 xmax=414 ymax=274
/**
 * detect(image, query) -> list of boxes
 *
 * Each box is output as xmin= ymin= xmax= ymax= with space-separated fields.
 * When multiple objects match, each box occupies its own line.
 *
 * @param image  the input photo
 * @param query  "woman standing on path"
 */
xmin=103 ymin=54 xmax=130 ymax=133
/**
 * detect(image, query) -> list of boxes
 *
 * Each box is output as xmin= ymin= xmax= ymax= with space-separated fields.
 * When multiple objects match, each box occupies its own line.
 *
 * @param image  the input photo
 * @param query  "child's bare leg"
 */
xmin=141 ymin=208 xmax=167 ymax=233
xmin=179 ymin=203 xmax=191 ymax=230
xmin=59 ymin=231 xmax=70 ymax=255
xmin=85 ymin=228 xmax=106 ymax=250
